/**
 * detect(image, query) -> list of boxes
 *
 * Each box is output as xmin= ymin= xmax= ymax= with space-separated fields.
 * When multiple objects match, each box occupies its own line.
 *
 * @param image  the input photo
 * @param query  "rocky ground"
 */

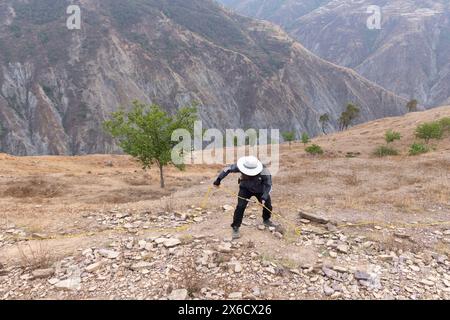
xmin=1 ymin=107 xmax=449 ymax=300
xmin=1 ymin=206 xmax=449 ymax=300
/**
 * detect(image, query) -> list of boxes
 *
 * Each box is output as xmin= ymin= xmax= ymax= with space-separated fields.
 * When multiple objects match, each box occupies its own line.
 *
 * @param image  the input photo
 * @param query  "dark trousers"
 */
xmin=231 ymin=187 xmax=272 ymax=229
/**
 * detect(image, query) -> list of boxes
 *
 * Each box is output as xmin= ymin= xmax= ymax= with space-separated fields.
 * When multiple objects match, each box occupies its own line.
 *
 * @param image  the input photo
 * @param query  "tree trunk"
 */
xmin=159 ymin=163 xmax=165 ymax=188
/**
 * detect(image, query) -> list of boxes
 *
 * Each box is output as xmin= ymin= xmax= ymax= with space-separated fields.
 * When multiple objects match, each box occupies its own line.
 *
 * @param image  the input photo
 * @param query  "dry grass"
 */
xmin=3 ymin=177 xmax=65 ymax=198
xmin=123 ymin=174 xmax=152 ymax=186
xmin=160 ymin=194 xmax=176 ymax=213
xmin=180 ymin=259 xmax=206 ymax=297
xmin=91 ymin=187 xmax=168 ymax=204
xmin=342 ymin=172 xmax=360 ymax=186
xmin=280 ymin=173 xmax=305 ymax=185
xmin=17 ymin=242 xmax=54 ymax=270
xmin=372 ymin=234 xmax=422 ymax=253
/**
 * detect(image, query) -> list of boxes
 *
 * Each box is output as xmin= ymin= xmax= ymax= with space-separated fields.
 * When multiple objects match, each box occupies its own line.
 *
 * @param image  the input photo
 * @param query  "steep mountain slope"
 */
xmin=218 ymin=0 xmax=450 ymax=108
xmin=218 ymin=0 xmax=331 ymax=27
xmin=0 ymin=0 xmax=406 ymax=155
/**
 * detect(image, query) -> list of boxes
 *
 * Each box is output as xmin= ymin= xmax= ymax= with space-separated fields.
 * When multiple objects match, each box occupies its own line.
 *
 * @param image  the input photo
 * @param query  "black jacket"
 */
xmin=215 ymin=164 xmax=272 ymax=200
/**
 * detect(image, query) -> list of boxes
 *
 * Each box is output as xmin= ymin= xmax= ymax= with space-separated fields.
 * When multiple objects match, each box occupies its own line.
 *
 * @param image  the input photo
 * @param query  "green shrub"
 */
xmin=438 ymin=117 xmax=450 ymax=131
xmin=385 ymin=130 xmax=401 ymax=143
xmin=301 ymin=132 xmax=310 ymax=145
xmin=373 ymin=145 xmax=399 ymax=157
xmin=415 ymin=121 xmax=443 ymax=142
xmin=305 ymin=144 xmax=323 ymax=155
xmin=282 ymin=131 xmax=296 ymax=147
xmin=409 ymin=143 xmax=429 ymax=156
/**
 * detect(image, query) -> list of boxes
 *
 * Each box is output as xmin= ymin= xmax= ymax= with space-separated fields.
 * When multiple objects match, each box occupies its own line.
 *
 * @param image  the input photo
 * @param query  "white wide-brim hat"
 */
xmin=237 ymin=156 xmax=263 ymax=176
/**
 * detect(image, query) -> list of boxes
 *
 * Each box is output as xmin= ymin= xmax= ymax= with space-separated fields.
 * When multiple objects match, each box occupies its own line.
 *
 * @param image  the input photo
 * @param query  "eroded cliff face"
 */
xmin=0 ymin=0 xmax=406 ymax=155
xmin=218 ymin=0 xmax=450 ymax=108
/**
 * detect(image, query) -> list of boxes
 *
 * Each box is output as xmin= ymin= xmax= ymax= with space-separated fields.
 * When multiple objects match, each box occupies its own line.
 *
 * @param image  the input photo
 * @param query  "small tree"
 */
xmin=406 ymin=99 xmax=418 ymax=113
xmin=415 ymin=121 xmax=443 ymax=143
xmin=282 ymin=131 xmax=296 ymax=148
xmin=103 ymin=100 xmax=197 ymax=188
xmin=339 ymin=103 xmax=360 ymax=130
xmin=319 ymin=113 xmax=330 ymax=135
xmin=385 ymin=130 xmax=401 ymax=144
xmin=301 ymin=132 xmax=310 ymax=145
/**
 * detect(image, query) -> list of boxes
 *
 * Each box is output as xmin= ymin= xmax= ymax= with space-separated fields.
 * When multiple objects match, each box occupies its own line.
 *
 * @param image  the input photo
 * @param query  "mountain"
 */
xmin=0 ymin=0 xmax=406 ymax=155
xmin=217 ymin=0 xmax=450 ymax=108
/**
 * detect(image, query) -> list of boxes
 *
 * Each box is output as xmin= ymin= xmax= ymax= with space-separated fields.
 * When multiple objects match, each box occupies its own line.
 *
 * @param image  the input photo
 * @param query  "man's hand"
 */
xmin=261 ymin=196 xmax=268 ymax=206
xmin=213 ymin=179 xmax=221 ymax=187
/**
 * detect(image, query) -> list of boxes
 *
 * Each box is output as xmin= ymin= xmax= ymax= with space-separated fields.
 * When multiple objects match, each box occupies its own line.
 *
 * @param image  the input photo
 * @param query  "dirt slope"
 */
xmin=0 ymin=106 xmax=449 ymax=299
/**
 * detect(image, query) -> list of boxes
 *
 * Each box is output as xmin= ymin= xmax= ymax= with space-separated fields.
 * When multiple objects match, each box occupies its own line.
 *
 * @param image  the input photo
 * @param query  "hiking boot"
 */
xmin=263 ymin=219 xmax=276 ymax=228
xmin=232 ymin=227 xmax=241 ymax=239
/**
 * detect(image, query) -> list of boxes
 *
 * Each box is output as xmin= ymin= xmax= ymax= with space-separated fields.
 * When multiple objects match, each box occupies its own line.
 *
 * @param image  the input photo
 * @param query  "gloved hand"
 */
xmin=213 ymin=179 xmax=221 ymax=187
xmin=261 ymin=195 xmax=268 ymax=203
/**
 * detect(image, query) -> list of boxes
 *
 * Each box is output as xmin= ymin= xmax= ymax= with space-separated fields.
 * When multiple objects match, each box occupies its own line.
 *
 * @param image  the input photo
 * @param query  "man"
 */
xmin=213 ymin=156 xmax=275 ymax=239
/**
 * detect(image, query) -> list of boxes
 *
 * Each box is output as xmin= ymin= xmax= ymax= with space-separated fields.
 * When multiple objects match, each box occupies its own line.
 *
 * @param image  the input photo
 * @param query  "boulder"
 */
xmin=31 ymin=268 xmax=55 ymax=279
xmin=298 ymin=211 xmax=329 ymax=224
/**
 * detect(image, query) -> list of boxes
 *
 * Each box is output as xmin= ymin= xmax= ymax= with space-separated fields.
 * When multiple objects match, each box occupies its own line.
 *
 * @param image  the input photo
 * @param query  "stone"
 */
xmin=333 ymin=266 xmax=348 ymax=273
xmin=300 ymin=219 xmax=310 ymax=224
xmin=409 ymin=265 xmax=420 ymax=272
xmin=138 ymin=240 xmax=147 ymax=249
xmin=154 ymin=238 xmax=167 ymax=244
xmin=175 ymin=212 xmax=187 ymax=221
xmin=290 ymin=268 xmax=301 ymax=275
xmin=322 ymin=267 xmax=339 ymax=280
xmin=31 ymin=233 xmax=48 ymax=240
xmin=273 ymin=232 xmax=283 ymax=239
xmin=234 ymin=262 xmax=243 ymax=273
xmin=336 ymin=244 xmax=349 ymax=254
xmin=298 ymin=211 xmax=329 ymax=224
xmin=394 ymin=232 xmax=411 ymax=239
xmin=228 ymin=292 xmax=243 ymax=299
xmin=257 ymin=225 xmax=265 ymax=231
xmin=324 ymin=285 xmax=335 ymax=296
xmin=98 ymin=249 xmax=120 ymax=259
xmin=223 ymin=205 xmax=234 ymax=211
xmin=131 ymin=261 xmax=153 ymax=270
xmin=265 ymin=267 xmax=276 ymax=274
xmin=163 ymin=238 xmax=181 ymax=248
xmin=326 ymin=223 xmax=338 ymax=232
xmin=31 ymin=268 xmax=54 ymax=279
xmin=420 ymin=279 xmax=434 ymax=286
xmin=217 ymin=243 xmax=232 ymax=253
xmin=354 ymin=271 xmax=371 ymax=281
xmin=193 ymin=217 xmax=203 ymax=223
xmin=82 ymin=248 xmax=93 ymax=256
xmin=54 ymin=277 xmax=81 ymax=291
xmin=85 ymin=261 xmax=104 ymax=273
xmin=379 ymin=254 xmax=394 ymax=262
xmin=48 ymin=278 xmax=60 ymax=285
xmin=443 ymin=279 xmax=450 ymax=287
xmin=168 ymin=289 xmax=188 ymax=300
